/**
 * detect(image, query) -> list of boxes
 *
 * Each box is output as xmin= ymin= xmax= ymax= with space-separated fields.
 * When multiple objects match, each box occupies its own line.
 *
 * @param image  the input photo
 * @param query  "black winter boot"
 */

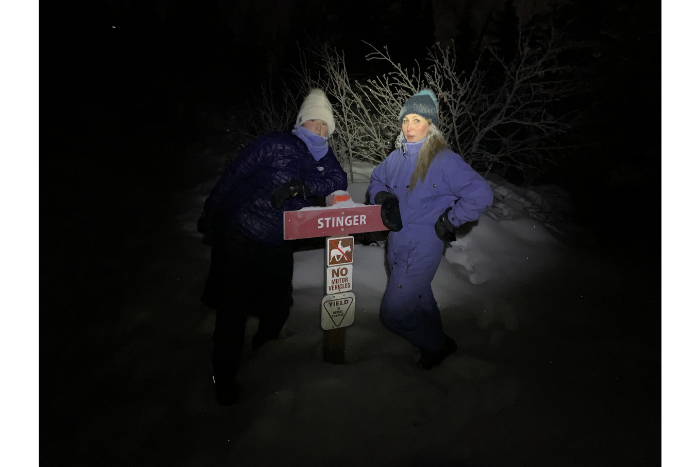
xmin=418 ymin=335 xmax=457 ymax=370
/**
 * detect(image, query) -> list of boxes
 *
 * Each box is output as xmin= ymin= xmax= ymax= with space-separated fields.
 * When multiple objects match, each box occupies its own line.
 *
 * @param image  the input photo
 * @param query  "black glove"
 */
xmin=270 ymin=179 xmax=310 ymax=210
xmin=377 ymin=193 xmax=403 ymax=231
xmin=435 ymin=207 xmax=457 ymax=242
xmin=197 ymin=211 xmax=214 ymax=234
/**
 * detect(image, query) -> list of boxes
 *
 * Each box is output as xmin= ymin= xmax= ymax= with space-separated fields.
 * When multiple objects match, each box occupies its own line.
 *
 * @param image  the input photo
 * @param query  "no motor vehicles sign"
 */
xmin=326 ymin=264 xmax=352 ymax=294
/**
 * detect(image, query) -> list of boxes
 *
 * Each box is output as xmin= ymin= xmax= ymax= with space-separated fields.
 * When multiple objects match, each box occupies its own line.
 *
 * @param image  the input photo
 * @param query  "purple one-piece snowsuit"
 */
xmin=368 ymin=139 xmax=493 ymax=353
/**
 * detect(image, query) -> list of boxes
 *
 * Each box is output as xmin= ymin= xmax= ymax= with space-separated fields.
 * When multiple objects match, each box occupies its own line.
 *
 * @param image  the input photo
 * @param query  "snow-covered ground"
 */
xmin=27 ymin=138 xmax=661 ymax=466
xmin=122 ymin=153 xmax=658 ymax=466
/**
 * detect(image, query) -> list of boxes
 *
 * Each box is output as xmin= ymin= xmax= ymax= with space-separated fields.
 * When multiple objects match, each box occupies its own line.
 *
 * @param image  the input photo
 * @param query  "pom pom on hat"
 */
xmin=398 ymin=89 xmax=439 ymax=125
xmin=296 ymin=88 xmax=336 ymax=136
xmin=415 ymin=89 xmax=438 ymax=105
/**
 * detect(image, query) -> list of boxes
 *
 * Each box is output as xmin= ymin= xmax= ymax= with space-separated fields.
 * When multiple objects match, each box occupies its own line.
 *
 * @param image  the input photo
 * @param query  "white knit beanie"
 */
xmin=296 ymin=88 xmax=335 ymax=136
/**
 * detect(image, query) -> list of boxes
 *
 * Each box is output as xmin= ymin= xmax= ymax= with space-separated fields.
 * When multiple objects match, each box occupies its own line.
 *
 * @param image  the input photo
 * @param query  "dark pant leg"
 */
xmin=212 ymin=300 xmax=248 ymax=388
xmin=253 ymin=244 xmax=294 ymax=342
xmin=380 ymin=232 xmax=446 ymax=353
xmin=208 ymin=221 xmax=271 ymax=386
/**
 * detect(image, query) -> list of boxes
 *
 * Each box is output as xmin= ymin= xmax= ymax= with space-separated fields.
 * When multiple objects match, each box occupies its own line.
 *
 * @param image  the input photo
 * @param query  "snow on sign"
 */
xmin=326 ymin=236 xmax=353 ymax=266
xmin=283 ymin=205 xmax=388 ymax=240
xmin=321 ymin=292 xmax=355 ymax=330
xmin=326 ymin=264 xmax=352 ymax=294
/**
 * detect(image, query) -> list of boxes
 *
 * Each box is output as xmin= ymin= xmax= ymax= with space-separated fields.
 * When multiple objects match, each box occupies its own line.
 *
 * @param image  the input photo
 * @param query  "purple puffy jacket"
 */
xmin=204 ymin=132 xmax=348 ymax=245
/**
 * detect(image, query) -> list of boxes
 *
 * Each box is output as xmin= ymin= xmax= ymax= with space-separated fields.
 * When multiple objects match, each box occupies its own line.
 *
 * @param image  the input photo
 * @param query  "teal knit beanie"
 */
xmin=398 ymin=89 xmax=439 ymax=125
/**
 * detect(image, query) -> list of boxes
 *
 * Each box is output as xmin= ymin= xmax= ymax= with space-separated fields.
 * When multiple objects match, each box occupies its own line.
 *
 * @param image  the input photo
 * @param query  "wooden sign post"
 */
xmin=284 ymin=204 xmax=387 ymax=364
xmin=321 ymin=235 xmax=354 ymax=364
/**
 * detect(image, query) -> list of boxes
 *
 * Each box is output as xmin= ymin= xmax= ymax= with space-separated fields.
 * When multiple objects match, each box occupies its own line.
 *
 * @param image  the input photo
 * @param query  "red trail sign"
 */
xmin=283 ymin=205 xmax=387 ymax=240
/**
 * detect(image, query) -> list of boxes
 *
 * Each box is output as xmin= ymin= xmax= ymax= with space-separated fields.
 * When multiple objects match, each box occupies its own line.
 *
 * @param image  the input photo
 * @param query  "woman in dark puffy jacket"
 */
xmin=368 ymin=89 xmax=493 ymax=370
xmin=198 ymin=89 xmax=347 ymax=405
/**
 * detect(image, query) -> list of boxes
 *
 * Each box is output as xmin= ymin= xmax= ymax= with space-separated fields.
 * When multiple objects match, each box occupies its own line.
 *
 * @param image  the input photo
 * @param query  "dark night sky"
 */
xmin=42 ymin=0 xmax=659 ymax=122
xmin=41 ymin=1 xmax=436 ymax=119
xmin=40 ymin=0 xmax=661 ymax=155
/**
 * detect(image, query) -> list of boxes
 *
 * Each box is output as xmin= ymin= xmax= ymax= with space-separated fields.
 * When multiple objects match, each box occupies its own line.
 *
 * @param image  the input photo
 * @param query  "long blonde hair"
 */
xmin=395 ymin=124 xmax=448 ymax=191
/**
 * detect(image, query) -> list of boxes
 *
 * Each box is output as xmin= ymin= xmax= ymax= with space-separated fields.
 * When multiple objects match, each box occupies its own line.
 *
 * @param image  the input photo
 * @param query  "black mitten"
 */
xmin=434 ymin=207 xmax=457 ymax=242
xmin=380 ymin=197 xmax=403 ymax=231
xmin=374 ymin=190 xmax=395 ymax=205
xmin=197 ymin=211 xmax=214 ymax=234
xmin=270 ymin=179 xmax=310 ymax=210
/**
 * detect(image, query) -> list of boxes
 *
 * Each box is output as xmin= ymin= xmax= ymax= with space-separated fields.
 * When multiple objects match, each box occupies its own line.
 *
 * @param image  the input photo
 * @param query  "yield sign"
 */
xmin=321 ymin=292 xmax=355 ymax=330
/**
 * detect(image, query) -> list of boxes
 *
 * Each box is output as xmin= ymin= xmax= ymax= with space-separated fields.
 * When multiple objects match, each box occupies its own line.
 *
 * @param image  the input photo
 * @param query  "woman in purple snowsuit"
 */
xmin=368 ymin=89 xmax=493 ymax=369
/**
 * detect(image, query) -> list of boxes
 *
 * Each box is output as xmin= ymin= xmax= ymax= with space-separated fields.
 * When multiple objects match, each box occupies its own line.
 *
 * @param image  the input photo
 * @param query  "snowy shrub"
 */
xmin=457 ymin=19 xmax=587 ymax=183
xmin=304 ymin=44 xmax=395 ymax=182
xmin=228 ymin=16 xmax=588 ymax=184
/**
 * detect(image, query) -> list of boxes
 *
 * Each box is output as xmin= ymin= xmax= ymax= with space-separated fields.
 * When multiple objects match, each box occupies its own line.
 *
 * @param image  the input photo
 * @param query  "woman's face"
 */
xmin=302 ymin=119 xmax=329 ymax=137
xmin=402 ymin=113 xmax=430 ymax=142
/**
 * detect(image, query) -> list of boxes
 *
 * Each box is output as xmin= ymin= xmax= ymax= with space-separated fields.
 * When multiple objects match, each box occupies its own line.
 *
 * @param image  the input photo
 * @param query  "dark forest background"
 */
xmin=41 ymin=0 xmax=660 ymax=247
